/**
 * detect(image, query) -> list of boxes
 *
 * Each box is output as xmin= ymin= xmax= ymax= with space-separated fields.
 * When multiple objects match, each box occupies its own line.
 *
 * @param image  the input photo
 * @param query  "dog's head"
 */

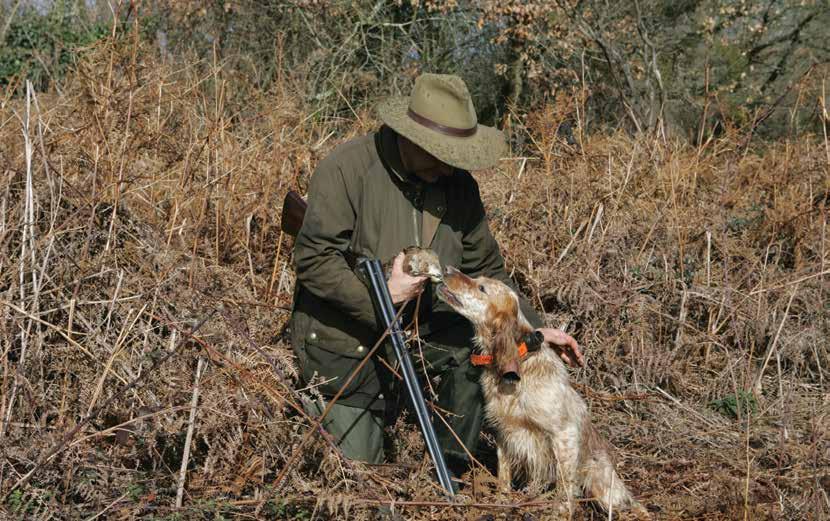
xmin=436 ymin=266 xmax=531 ymax=382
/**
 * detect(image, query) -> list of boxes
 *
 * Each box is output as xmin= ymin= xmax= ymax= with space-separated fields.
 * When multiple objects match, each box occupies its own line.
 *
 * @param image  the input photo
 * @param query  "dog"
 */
xmin=437 ymin=266 xmax=645 ymax=515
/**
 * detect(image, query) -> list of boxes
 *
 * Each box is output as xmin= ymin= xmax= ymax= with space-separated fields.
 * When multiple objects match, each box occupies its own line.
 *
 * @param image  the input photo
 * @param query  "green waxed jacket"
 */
xmin=290 ymin=126 xmax=542 ymax=410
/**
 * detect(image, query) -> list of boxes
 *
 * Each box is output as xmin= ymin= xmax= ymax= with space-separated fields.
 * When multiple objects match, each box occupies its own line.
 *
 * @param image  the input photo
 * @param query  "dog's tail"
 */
xmin=580 ymin=422 xmax=647 ymax=515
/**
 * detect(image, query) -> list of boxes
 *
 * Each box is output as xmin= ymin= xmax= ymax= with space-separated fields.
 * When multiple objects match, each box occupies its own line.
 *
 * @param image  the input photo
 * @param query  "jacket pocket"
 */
xmin=302 ymin=319 xmax=371 ymax=360
xmin=300 ymin=326 xmax=379 ymax=399
xmin=291 ymin=293 xmax=380 ymax=399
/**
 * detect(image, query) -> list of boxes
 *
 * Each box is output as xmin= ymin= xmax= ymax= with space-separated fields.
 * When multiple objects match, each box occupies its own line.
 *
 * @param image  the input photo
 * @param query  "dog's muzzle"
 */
xmin=500 ymin=359 xmax=521 ymax=382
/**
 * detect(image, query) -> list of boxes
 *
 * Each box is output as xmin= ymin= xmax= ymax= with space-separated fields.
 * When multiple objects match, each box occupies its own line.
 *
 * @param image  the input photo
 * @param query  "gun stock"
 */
xmin=281 ymin=190 xmax=307 ymax=237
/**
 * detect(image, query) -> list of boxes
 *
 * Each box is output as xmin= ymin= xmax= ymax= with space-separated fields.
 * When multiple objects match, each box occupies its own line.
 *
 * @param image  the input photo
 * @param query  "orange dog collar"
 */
xmin=470 ymin=342 xmax=528 ymax=367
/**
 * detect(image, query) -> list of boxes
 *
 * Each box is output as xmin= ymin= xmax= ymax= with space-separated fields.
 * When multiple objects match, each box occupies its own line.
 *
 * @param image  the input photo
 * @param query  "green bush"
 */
xmin=0 ymin=2 xmax=109 ymax=92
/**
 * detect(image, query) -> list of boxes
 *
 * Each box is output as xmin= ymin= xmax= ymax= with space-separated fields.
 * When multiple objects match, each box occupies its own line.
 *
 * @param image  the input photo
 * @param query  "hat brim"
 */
xmin=377 ymin=96 xmax=507 ymax=171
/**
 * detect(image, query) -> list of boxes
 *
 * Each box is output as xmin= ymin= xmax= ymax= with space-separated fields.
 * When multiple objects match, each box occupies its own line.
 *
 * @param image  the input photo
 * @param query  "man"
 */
xmin=291 ymin=73 xmax=583 ymax=468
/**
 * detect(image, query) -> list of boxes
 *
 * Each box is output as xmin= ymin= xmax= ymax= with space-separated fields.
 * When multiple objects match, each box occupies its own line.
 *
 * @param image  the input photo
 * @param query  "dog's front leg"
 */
xmin=552 ymin=431 xmax=582 ymax=514
xmin=496 ymin=442 xmax=512 ymax=492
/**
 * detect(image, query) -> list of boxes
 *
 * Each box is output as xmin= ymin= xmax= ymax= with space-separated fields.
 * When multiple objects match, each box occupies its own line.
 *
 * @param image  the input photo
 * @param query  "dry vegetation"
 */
xmin=0 ymin=36 xmax=828 ymax=520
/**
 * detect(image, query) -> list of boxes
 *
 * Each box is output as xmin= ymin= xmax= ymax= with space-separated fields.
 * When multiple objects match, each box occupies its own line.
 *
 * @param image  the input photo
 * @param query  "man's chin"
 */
xmin=414 ymin=169 xmax=453 ymax=184
xmin=416 ymin=172 xmax=440 ymax=183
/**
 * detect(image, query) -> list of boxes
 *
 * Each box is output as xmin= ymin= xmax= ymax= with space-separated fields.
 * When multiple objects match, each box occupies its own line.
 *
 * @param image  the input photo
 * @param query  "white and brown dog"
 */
xmin=437 ymin=266 xmax=645 ymax=514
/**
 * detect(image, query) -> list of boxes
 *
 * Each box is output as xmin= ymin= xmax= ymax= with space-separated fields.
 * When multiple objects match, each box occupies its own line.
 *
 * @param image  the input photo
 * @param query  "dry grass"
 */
xmin=0 ymin=37 xmax=828 ymax=520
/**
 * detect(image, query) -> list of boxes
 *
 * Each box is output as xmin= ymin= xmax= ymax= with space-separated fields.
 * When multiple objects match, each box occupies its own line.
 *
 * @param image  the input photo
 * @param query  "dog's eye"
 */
xmin=479 ymin=285 xmax=487 ymax=294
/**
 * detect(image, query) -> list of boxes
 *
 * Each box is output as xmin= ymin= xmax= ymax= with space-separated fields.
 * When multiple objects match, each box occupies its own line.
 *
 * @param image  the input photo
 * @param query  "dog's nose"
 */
xmin=427 ymin=265 xmax=443 ymax=282
xmin=444 ymin=265 xmax=460 ymax=277
xmin=501 ymin=371 xmax=521 ymax=383
xmin=500 ymin=359 xmax=521 ymax=383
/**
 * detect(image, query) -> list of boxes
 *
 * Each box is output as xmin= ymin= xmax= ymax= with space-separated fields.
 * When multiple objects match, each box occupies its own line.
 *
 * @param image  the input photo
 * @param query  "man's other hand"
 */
xmin=537 ymin=328 xmax=585 ymax=367
xmin=388 ymin=252 xmax=428 ymax=304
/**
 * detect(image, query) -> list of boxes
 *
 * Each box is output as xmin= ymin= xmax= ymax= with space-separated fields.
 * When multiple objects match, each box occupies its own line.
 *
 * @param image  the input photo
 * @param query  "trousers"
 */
xmin=300 ymin=336 xmax=484 ymax=464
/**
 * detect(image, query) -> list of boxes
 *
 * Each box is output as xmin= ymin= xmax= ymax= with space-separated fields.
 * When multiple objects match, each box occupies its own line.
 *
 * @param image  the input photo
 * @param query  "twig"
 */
xmin=0 ymin=0 xmax=22 ymax=43
xmin=556 ymin=220 xmax=587 ymax=264
xmin=753 ymin=285 xmax=798 ymax=395
xmin=267 ymin=230 xmax=284 ymax=299
xmin=821 ymin=77 xmax=830 ymax=166
xmin=673 ymin=285 xmax=688 ymax=351
xmin=83 ymin=491 xmax=129 ymax=521
xmin=104 ymin=89 xmax=135 ymax=253
xmin=653 ymin=386 xmax=720 ymax=430
xmin=86 ymin=305 xmax=146 ymax=416
xmin=69 ymin=406 xmax=190 ymax=448
xmin=706 ymin=230 xmax=712 ymax=287
xmin=3 ymin=82 xmax=36 ymax=438
xmin=104 ymin=269 xmax=124 ymax=331
xmin=749 ymin=269 xmax=829 ymax=295
xmin=586 ymin=203 xmax=604 ymax=243
xmin=410 ymin=293 xmax=438 ymax=400
xmin=0 ymin=299 xmax=129 ymax=385
xmin=176 ymin=356 xmax=205 ymax=509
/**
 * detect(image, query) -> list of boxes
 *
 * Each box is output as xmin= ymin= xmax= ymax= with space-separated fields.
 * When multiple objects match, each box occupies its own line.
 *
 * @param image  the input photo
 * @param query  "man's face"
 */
xmin=397 ymin=135 xmax=454 ymax=184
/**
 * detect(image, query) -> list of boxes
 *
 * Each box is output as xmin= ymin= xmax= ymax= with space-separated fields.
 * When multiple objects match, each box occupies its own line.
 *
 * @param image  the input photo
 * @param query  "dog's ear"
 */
xmin=487 ymin=295 xmax=523 ymax=377
xmin=491 ymin=309 xmax=519 ymax=352
xmin=488 ymin=294 xmax=519 ymax=336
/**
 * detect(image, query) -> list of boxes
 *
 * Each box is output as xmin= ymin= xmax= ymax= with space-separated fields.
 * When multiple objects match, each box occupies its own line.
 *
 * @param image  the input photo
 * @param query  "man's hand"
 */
xmin=537 ymin=328 xmax=584 ymax=367
xmin=388 ymin=252 xmax=428 ymax=304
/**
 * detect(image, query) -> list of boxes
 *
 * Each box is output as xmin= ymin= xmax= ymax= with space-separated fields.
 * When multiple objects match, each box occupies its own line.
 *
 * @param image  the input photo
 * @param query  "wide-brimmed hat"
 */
xmin=376 ymin=74 xmax=507 ymax=171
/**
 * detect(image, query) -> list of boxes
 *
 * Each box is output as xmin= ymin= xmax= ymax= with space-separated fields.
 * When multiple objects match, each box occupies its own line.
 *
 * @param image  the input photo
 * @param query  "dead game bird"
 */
xmin=393 ymin=246 xmax=443 ymax=282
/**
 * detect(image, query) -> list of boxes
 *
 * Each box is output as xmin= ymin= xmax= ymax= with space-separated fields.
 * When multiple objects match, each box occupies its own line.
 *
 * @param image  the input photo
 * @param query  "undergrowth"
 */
xmin=0 ymin=35 xmax=828 ymax=520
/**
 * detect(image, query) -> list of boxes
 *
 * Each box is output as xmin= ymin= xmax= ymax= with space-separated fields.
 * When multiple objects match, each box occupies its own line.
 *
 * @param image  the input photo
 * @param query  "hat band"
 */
xmin=407 ymin=108 xmax=477 ymax=138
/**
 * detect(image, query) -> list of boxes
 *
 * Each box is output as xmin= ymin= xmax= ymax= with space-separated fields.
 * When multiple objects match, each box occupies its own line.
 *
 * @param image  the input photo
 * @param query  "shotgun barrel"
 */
xmin=281 ymin=190 xmax=307 ymax=237
xmin=358 ymin=258 xmax=455 ymax=497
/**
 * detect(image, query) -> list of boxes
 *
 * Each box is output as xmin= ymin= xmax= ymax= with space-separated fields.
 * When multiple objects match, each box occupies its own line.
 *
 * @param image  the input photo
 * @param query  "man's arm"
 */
xmin=293 ymin=159 xmax=377 ymax=328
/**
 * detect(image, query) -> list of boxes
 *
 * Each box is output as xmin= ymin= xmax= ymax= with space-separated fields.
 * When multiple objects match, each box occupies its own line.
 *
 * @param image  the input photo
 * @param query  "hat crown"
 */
xmin=408 ymin=74 xmax=477 ymax=131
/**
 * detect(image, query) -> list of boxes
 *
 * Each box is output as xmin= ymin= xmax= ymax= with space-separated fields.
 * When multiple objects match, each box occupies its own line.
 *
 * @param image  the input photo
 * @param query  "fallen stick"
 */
xmin=231 ymin=495 xmax=593 ymax=510
xmin=176 ymin=356 xmax=205 ymax=508
xmin=753 ymin=285 xmax=798 ymax=395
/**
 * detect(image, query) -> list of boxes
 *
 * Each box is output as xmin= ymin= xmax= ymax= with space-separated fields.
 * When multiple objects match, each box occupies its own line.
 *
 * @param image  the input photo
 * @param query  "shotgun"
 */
xmin=281 ymin=190 xmax=307 ymax=237
xmin=358 ymin=257 xmax=455 ymax=496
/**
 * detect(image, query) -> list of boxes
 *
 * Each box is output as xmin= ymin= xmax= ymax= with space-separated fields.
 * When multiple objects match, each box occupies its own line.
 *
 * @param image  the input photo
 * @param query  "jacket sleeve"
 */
xmin=293 ymin=159 xmax=377 ymax=328
xmin=459 ymin=179 xmax=545 ymax=329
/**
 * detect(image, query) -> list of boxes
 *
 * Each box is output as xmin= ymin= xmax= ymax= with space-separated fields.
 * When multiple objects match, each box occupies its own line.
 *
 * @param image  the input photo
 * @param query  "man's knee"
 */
xmin=301 ymin=397 xmax=385 ymax=464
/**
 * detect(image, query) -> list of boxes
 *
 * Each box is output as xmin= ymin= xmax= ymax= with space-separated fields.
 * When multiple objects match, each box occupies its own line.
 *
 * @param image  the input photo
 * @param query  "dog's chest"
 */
xmin=480 ymin=355 xmax=575 ymax=437
xmin=481 ymin=373 xmax=560 ymax=478
xmin=481 ymin=375 xmax=546 ymax=435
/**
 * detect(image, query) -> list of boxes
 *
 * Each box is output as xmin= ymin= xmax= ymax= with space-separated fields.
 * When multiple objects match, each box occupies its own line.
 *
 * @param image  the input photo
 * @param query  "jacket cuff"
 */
xmin=519 ymin=297 xmax=545 ymax=329
xmin=331 ymin=272 xmax=379 ymax=328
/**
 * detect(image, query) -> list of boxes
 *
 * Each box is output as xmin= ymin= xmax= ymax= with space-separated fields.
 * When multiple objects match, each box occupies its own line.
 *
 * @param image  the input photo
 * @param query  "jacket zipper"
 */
xmin=412 ymin=207 xmax=420 ymax=247
xmin=412 ymin=186 xmax=423 ymax=247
